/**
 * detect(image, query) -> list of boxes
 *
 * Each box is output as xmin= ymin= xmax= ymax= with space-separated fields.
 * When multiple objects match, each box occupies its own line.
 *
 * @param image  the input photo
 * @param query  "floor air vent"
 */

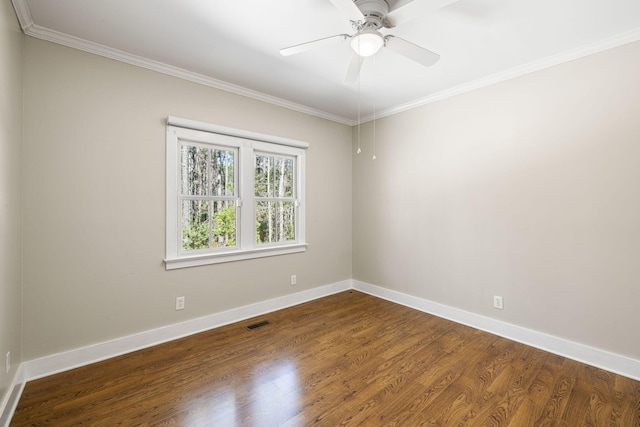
xmin=246 ymin=320 xmax=270 ymax=330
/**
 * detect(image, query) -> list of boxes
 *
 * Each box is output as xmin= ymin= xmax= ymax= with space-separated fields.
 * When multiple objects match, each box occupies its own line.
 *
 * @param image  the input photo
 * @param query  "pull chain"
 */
xmin=372 ymin=54 xmax=377 ymax=161
xmin=357 ymin=60 xmax=362 ymax=154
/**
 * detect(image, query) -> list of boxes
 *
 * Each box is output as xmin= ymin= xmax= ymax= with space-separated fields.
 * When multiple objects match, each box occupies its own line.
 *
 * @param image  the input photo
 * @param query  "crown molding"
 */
xmin=365 ymin=28 xmax=640 ymax=123
xmin=11 ymin=0 xmax=352 ymax=126
xmin=10 ymin=0 xmax=32 ymax=30
xmin=11 ymin=0 xmax=640 ymax=127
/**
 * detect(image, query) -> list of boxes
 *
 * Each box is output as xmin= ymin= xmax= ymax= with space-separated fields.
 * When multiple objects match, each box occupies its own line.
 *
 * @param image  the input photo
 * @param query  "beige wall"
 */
xmin=353 ymin=41 xmax=640 ymax=360
xmin=15 ymin=21 xmax=640 ymax=368
xmin=22 ymin=38 xmax=352 ymax=360
xmin=0 ymin=0 xmax=23 ymax=403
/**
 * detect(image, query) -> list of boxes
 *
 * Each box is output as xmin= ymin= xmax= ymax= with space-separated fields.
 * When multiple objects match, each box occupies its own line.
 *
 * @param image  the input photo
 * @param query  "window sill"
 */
xmin=164 ymin=243 xmax=308 ymax=270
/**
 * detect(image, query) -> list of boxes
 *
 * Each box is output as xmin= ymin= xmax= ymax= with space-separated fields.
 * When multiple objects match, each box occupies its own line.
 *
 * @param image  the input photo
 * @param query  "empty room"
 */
xmin=1 ymin=0 xmax=640 ymax=425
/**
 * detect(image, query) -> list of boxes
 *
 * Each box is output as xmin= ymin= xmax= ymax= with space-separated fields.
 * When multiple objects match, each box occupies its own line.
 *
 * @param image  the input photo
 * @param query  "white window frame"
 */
xmin=165 ymin=116 xmax=308 ymax=270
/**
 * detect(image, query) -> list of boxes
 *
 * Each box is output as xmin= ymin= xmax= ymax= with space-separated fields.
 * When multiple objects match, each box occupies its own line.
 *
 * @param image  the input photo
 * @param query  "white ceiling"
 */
xmin=12 ymin=0 xmax=640 ymax=125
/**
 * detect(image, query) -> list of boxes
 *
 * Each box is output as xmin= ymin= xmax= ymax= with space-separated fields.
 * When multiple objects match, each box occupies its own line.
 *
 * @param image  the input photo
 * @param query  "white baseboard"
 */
xmin=1 ymin=280 xmax=350 ymax=424
xmin=353 ymin=280 xmax=640 ymax=381
xmin=23 ymin=280 xmax=351 ymax=381
xmin=5 ymin=278 xmax=639 ymax=425
xmin=0 ymin=364 xmax=26 ymax=427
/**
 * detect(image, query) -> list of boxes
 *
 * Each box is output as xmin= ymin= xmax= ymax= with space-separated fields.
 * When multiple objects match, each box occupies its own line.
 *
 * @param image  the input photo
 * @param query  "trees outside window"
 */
xmin=255 ymin=154 xmax=295 ymax=245
xmin=180 ymin=144 xmax=237 ymax=251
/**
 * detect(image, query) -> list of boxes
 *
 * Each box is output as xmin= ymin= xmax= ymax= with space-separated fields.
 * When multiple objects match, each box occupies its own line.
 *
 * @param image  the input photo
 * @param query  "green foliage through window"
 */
xmin=180 ymin=144 xmax=237 ymax=251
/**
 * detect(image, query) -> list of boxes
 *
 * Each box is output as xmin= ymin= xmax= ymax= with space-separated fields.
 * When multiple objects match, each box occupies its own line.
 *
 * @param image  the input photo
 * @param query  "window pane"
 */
xmin=255 ymin=155 xmax=273 ymax=197
xmin=212 ymin=200 xmax=237 ymax=248
xmin=274 ymin=157 xmax=294 ymax=198
xmin=255 ymin=154 xmax=294 ymax=198
xmin=210 ymin=148 xmax=235 ymax=196
xmin=256 ymin=201 xmax=295 ymax=244
xmin=181 ymin=200 xmax=237 ymax=251
xmin=181 ymin=145 xmax=209 ymax=196
xmin=181 ymin=200 xmax=210 ymax=251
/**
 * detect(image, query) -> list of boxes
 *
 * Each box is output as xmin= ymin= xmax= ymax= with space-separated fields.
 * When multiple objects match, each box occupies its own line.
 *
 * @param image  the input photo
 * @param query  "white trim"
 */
xmin=167 ymin=116 xmax=309 ymax=149
xmin=5 ymin=278 xmax=640 ymax=425
xmin=9 ymin=0 xmax=32 ymax=30
xmin=363 ymin=28 xmax=640 ymax=123
xmin=353 ymin=280 xmax=640 ymax=381
xmin=238 ymin=145 xmax=255 ymax=250
xmin=164 ymin=243 xmax=308 ymax=270
xmin=22 ymin=281 xmax=351 ymax=381
xmin=12 ymin=1 xmax=640 ymax=126
xmin=10 ymin=0 xmax=351 ymax=126
xmin=21 ymin=279 xmax=640 ymax=382
xmin=0 ymin=364 xmax=26 ymax=427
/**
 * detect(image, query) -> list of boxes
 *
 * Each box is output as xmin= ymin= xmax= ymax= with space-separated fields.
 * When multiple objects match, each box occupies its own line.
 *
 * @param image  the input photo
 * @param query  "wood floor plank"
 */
xmin=610 ymin=374 xmax=640 ymax=426
xmin=454 ymin=345 xmax=544 ymax=426
xmin=10 ymin=291 xmax=640 ymax=426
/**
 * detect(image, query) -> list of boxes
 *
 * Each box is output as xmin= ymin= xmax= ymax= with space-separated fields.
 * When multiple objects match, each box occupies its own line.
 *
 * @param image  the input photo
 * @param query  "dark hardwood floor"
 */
xmin=10 ymin=291 xmax=640 ymax=426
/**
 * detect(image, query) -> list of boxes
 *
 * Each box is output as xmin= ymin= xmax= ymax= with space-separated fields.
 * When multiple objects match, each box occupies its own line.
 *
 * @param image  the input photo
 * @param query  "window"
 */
xmin=180 ymin=143 xmax=238 ymax=252
xmin=165 ymin=117 xmax=307 ymax=269
xmin=255 ymin=153 xmax=296 ymax=245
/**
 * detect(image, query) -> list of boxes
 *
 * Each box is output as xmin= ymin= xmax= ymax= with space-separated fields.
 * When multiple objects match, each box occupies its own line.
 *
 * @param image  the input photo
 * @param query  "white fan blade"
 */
xmin=386 ymin=0 xmax=459 ymax=27
xmin=384 ymin=35 xmax=440 ymax=67
xmin=280 ymin=34 xmax=349 ymax=56
xmin=328 ymin=0 xmax=365 ymax=22
xmin=344 ymin=53 xmax=364 ymax=83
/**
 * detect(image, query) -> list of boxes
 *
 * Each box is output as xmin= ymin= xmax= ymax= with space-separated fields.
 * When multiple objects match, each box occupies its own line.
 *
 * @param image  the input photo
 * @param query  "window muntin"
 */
xmin=165 ymin=119 xmax=307 ymax=269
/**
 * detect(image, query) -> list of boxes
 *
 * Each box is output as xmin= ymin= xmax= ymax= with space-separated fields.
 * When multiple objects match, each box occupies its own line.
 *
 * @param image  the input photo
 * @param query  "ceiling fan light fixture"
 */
xmin=351 ymin=30 xmax=384 ymax=57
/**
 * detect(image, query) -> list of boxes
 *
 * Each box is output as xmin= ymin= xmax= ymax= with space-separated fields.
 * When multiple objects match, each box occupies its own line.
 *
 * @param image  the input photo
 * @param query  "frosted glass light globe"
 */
xmin=351 ymin=30 xmax=384 ymax=57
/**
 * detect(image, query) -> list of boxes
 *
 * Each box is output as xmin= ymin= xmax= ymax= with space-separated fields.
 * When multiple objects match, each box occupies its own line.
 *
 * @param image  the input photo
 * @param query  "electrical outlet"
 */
xmin=175 ymin=296 xmax=185 ymax=310
xmin=290 ymin=275 xmax=297 ymax=286
xmin=5 ymin=351 xmax=10 ymax=374
xmin=493 ymin=296 xmax=504 ymax=310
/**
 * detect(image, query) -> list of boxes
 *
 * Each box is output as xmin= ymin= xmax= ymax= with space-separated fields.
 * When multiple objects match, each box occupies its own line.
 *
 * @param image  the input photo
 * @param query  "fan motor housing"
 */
xmin=355 ymin=0 xmax=389 ymax=29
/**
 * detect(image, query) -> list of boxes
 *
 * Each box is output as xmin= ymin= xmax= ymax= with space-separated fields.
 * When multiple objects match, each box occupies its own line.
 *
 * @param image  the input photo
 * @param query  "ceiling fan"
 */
xmin=280 ymin=0 xmax=458 ymax=83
